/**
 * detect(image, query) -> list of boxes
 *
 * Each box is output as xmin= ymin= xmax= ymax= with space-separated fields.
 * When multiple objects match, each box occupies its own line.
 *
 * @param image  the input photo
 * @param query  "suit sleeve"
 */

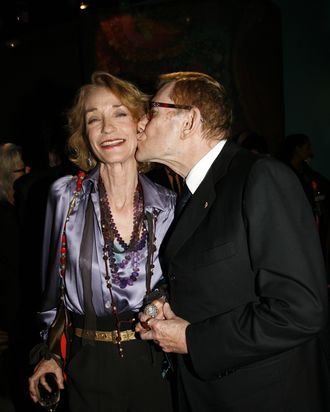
xmin=186 ymin=158 xmax=328 ymax=379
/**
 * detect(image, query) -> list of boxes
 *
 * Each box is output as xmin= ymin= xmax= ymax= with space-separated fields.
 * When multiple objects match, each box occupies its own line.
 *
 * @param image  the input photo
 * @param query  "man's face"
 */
xmin=136 ymin=82 xmax=186 ymax=165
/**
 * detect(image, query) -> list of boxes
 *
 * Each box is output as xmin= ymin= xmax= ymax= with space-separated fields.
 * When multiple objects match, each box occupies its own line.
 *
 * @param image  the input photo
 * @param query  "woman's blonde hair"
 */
xmin=67 ymin=71 xmax=149 ymax=171
xmin=0 ymin=143 xmax=24 ymax=202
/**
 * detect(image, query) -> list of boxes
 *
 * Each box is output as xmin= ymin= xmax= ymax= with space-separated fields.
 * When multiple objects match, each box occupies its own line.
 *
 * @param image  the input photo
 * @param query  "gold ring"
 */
xmin=140 ymin=317 xmax=152 ymax=330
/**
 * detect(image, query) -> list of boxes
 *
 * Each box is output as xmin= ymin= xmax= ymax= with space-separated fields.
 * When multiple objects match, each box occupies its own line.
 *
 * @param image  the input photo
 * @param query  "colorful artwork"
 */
xmin=93 ymin=1 xmax=232 ymax=91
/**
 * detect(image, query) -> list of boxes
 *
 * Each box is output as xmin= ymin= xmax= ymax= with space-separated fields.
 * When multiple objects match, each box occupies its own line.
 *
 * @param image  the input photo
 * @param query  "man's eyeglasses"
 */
xmin=151 ymin=102 xmax=192 ymax=110
xmin=147 ymin=101 xmax=192 ymax=120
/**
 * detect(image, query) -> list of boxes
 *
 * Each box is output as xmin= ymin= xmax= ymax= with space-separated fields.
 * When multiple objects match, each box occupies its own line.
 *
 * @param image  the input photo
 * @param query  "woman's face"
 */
xmin=84 ymin=86 xmax=138 ymax=166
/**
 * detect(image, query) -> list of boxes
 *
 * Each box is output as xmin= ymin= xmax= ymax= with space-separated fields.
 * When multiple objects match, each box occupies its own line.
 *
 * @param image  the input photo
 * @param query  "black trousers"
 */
xmin=66 ymin=314 xmax=173 ymax=412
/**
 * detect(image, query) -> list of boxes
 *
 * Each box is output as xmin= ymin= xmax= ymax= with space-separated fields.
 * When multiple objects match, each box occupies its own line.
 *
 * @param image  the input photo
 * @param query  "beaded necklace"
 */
xmin=99 ymin=177 xmax=148 ymax=289
xmin=60 ymin=171 xmax=85 ymax=278
xmin=98 ymin=176 xmax=158 ymax=357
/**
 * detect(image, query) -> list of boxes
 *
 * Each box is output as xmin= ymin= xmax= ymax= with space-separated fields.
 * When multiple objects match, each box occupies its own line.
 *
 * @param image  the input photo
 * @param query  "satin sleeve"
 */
xmin=37 ymin=175 xmax=75 ymax=340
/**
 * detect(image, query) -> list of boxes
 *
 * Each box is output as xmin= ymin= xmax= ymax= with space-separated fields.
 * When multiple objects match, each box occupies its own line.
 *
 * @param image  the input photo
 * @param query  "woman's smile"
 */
xmin=99 ymin=138 xmax=125 ymax=149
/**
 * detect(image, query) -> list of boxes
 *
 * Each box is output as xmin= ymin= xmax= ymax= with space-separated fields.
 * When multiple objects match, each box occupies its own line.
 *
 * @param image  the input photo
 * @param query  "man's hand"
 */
xmin=28 ymin=357 xmax=64 ymax=403
xmin=136 ymin=302 xmax=190 ymax=354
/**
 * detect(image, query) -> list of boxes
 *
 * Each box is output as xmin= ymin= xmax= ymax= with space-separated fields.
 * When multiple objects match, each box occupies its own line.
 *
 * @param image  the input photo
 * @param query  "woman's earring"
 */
xmin=87 ymin=152 xmax=93 ymax=167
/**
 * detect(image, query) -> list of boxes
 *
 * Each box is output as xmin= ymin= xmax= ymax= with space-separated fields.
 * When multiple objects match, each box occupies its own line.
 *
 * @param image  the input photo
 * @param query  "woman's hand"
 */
xmin=28 ymin=357 xmax=64 ymax=403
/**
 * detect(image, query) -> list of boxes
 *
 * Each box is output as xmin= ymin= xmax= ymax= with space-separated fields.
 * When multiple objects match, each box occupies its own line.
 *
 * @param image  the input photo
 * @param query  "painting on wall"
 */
xmin=80 ymin=0 xmax=283 ymax=151
xmin=91 ymin=0 xmax=233 ymax=92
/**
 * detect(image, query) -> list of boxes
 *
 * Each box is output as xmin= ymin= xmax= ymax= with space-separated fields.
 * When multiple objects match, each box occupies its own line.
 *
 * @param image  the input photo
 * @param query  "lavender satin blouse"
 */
xmin=39 ymin=166 xmax=175 ymax=335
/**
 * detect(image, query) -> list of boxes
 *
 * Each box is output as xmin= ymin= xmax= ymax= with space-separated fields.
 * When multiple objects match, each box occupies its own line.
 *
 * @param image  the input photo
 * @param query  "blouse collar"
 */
xmin=82 ymin=164 xmax=169 ymax=213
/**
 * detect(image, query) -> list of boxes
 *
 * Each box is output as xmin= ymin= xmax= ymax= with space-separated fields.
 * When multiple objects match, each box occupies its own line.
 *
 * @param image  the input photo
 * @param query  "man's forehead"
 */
xmin=154 ymin=82 xmax=175 ymax=103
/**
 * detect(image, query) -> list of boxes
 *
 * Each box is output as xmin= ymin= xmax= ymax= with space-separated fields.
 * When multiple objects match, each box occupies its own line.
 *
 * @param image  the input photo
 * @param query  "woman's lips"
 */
xmin=100 ymin=139 xmax=125 ymax=148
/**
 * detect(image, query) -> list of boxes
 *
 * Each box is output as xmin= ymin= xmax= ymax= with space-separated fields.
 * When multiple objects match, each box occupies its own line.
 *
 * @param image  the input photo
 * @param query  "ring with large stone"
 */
xmin=143 ymin=303 xmax=158 ymax=318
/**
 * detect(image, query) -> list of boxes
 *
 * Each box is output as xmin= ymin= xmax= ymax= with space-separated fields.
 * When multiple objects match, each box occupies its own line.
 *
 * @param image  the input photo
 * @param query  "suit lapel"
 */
xmin=164 ymin=140 xmax=240 ymax=264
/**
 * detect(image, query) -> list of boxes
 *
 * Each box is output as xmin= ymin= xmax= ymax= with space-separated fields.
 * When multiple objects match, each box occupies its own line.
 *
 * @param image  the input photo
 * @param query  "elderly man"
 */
xmin=135 ymin=72 xmax=330 ymax=411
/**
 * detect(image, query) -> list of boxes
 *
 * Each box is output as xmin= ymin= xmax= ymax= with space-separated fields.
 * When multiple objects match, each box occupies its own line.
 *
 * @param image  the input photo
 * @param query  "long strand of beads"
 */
xmin=100 ymin=178 xmax=144 ymax=252
xmin=60 ymin=171 xmax=85 ymax=278
xmin=102 ymin=247 xmax=124 ymax=358
xmin=99 ymin=178 xmax=148 ymax=288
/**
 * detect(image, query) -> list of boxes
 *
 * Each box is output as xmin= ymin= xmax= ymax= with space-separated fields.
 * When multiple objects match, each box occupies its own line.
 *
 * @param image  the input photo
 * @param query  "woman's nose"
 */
xmin=102 ymin=118 xmax=115 ymax=134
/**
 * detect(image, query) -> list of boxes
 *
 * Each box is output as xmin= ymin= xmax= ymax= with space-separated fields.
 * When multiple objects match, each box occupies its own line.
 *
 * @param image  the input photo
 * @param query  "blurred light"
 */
xmin=5 ymin=40 xmax=21 ymax=49
xmin=80 ymin=2 xmax=89 ymax=10
xmin=16 ymin=11 xmax=29 ymax=23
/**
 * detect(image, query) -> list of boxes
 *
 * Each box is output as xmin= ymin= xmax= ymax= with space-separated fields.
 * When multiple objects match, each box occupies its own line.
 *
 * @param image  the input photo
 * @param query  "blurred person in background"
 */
xmin=278 ymin=133 xmax=330 ymax=279
xmin=0 ymin=142 xmax=25 ymax=411
xmin=237 ymin=131 xmax=269 ymax=155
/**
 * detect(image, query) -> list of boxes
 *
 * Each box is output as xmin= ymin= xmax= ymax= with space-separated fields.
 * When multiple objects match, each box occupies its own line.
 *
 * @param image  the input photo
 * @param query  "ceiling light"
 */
xmin=80 ymin=2 xmax=89 ymax=10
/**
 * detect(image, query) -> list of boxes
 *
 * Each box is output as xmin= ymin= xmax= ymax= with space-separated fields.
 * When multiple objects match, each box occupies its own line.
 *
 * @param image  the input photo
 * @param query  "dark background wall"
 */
xmin=274 ymin=0 xmax=330 ymax=178
xmin=0 ymin=0 xmax=329 ymax=177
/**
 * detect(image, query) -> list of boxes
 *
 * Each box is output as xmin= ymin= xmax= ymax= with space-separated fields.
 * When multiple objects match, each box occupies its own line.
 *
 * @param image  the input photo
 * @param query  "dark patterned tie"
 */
xmin=166 ymin=167 xmax=183 ymax=194
xmin=175 ymin=183 xmax=192 ymax=217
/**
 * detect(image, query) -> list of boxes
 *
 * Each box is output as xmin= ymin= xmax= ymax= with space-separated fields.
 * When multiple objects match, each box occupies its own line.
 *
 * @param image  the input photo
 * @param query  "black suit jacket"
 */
xmin=163 ymin=140 xmax=330 ymax=411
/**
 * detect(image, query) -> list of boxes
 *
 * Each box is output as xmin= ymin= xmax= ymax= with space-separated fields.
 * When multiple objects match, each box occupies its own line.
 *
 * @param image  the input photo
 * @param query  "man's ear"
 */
xmin=181 ymin=107 xmax=202 ymax=139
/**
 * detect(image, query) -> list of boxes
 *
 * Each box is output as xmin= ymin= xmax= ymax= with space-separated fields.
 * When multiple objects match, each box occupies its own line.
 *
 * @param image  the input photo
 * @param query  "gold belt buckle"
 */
xmin=75 ymin=328 xmax=136 ymax=343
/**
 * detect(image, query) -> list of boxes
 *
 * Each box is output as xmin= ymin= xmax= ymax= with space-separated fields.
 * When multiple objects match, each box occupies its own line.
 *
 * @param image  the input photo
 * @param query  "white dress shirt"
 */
xmin=185 ymin=140 xmax=227 ymax=194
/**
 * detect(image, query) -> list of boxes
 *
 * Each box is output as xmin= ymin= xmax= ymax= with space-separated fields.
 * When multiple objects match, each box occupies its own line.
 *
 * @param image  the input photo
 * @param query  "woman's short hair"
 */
xmin=0 ymin=143 xmax=24 ymax=202
xmin=67 ymin=71 xmax=149 ymax=171
xmin=157 ymin=72 xmax=233 ymax=140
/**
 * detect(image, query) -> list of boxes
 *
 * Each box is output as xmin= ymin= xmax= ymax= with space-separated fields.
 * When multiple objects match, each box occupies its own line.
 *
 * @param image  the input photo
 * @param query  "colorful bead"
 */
xmin=59 ymin=173 xmax=84 ymax=280
xmin=99 ymin=179 xmax=148 ymax=289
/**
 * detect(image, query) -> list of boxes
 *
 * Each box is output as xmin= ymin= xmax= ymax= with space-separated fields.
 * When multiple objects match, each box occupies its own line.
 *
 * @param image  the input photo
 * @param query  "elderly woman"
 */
xmin=28 ymin=72 xmax=175 ymax=412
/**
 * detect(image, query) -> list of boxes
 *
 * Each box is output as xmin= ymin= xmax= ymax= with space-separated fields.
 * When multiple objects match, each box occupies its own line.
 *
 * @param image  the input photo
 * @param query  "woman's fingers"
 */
xmin=28 ymin=358 xmax=64 ymax=402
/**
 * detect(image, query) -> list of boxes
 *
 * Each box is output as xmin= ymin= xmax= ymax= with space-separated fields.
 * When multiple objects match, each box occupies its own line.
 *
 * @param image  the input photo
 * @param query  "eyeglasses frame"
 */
xmin=150 ymin=102 xmax=193 ymax=111
xmin=147 ymin=101 xmax=193 ymax=121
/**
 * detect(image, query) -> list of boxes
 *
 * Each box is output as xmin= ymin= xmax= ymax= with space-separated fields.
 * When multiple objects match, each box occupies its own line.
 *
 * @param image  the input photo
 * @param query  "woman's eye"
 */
xmin=87 ymin=117 xmax=99 ymax=125
xmin=115 ymin=111 xmax=128 ymax=117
